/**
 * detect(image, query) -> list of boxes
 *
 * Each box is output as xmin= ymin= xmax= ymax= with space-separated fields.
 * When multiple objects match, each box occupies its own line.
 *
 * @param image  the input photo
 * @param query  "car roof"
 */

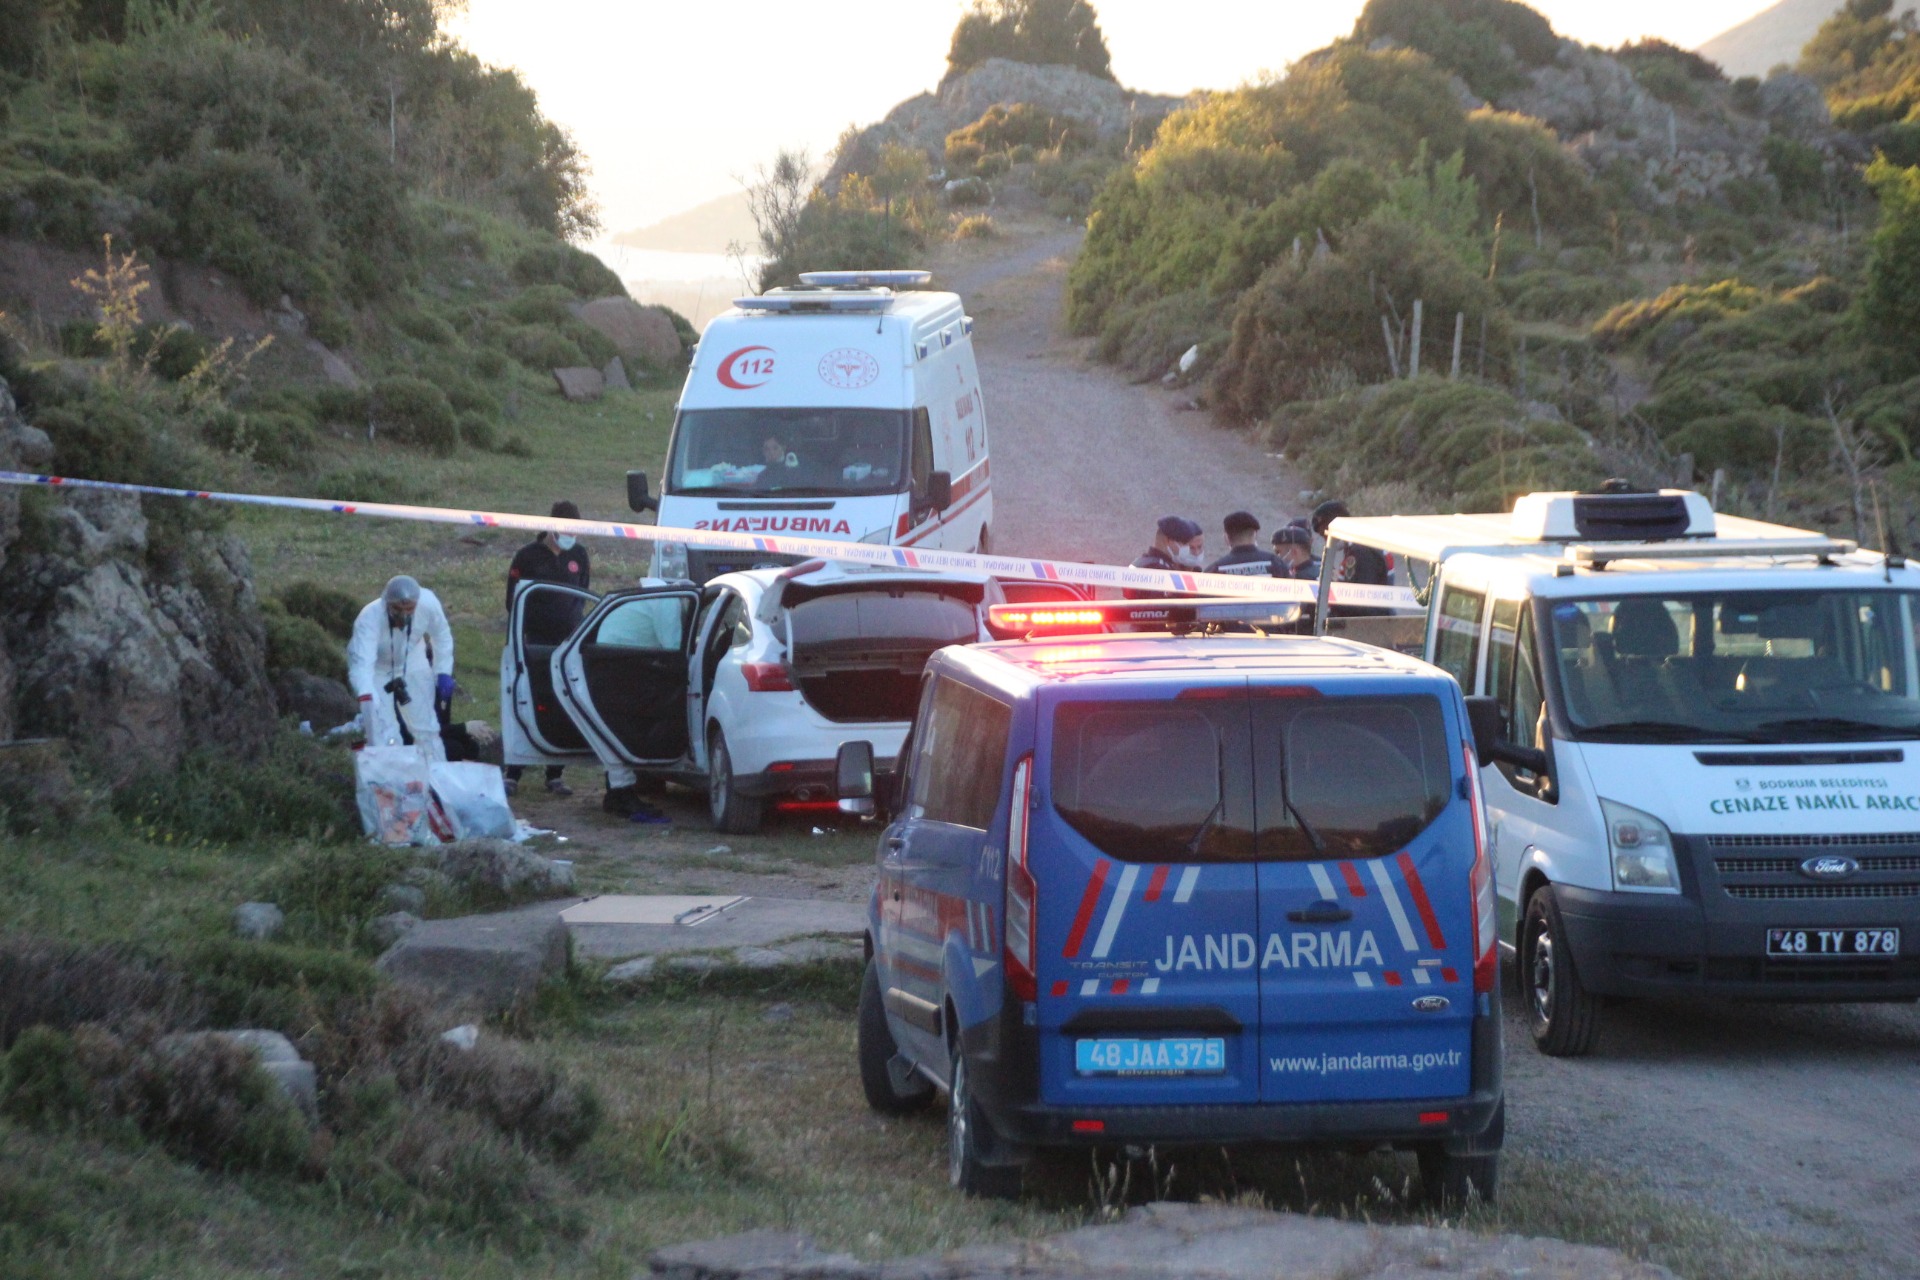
xmin=947 ymin=633 xmax=1446 ymax=693
xmin=715 ymin=564 xmax=998 ymax=594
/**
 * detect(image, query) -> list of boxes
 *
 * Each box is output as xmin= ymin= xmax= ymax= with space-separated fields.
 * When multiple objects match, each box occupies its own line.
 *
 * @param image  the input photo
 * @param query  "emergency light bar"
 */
xmin=987 ymin=598 xmax=1301 ymax=639
xmin=798 ymin=270 xmax=932 ymax=289
xmin=1569 ymin=536 xmax=1858 ymax=568
xmin=732 ymin=291 xmax=894 ymax=314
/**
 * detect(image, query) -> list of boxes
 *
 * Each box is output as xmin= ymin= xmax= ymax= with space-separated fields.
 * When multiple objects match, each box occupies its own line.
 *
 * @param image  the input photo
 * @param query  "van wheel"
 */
xmin=948 ymin=1046 xmax=1022 ymax=1199
xmin=858 ymin=960 xmax=934 ymax=1115
xmin=707 ymin=728 xmax=763 ymax=835
xmin=1522 ymin=887 xmax=1600 ymax=1057
xmin=1419 ymin=1098 xmax=1501 ymax=1209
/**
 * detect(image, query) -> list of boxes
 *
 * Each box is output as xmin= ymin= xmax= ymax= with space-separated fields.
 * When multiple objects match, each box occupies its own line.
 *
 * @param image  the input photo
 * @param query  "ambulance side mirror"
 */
xmin=1465 ymin=697 xmax=1502 ymax=767
xmin=836 ymin=740 xmax=876 ymax=817
xmin=923 ymin=469 xmax=952 ymax=512
xmin=626 ymin=470 xmax=658 ymax=513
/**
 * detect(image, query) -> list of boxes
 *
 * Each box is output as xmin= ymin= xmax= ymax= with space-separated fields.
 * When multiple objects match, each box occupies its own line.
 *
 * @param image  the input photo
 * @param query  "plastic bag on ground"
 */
xmin=355 ymin=746 xmax=434 ymax=846
xmin=428 ymin=761 xmax=516 ymax=841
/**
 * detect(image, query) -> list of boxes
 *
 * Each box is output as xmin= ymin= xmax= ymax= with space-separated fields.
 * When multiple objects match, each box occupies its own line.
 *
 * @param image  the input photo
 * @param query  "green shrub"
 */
xmin=944 ymin=137 xmax=986 ymax=174
xmin=1500 ymin=269 xmax=1634 ymax=322
xmin=441 ymin=376 xmax=500 ymax=420
xmin=947 ymin=102 xmax=1096 ymax=159
xmin=202 ymin=409 xmax=315 ymax=469
xmin=1591 ymin=279 xmax=1764 ymax=353
xmin=260 ymin=598 xmax=346 ymax=681
xmin=472 ymin=345 xmax=510 ymax=379
xmin=0 ymin=939 xmax=202 ymax=1051
xmin=974 ymin=151 xmax=1011 ymax=178
xmin=312 ymin=386 xmax=370 ymax=425
xmin=182 ymin=939 xmax=378 ymax=1031
xmin=953 ymin=214 xmax=998 ymax=240
xmin=1354 ymin=0 xmax=1559 ymax=99
xmin=267 ymin=844 xmax=411 ymax=949
xmin=1 ymin=1027 xmax=92 ymax=1125
xmin=505 ymin=324 xmax=585 ymax=371
xmin=313 ymin=465 xmax=423 ymax=504
xmin=1010 ymin=143 xmax=1037 ymax=164
xmin=510 ymin=243 xmax=623 ymax=298
xmin=1863 ymin=156 xmax=1920 ymax=363
xmin=497 ymin=434 xmax=534 ymax=458
xmin=112 ymin=729 xmax=358 ymax=846
xmin=504 ymin=284 xmax=579 ymax=327
xmin=370 ymin=375 xmax=459 ymax=456
xmin=392 ymin=308 xmax=457 ymax=346
xmin=278 ymin=580 xmax=359 ymax=639
xmin=132 ymin=326 xmax=213 ymax=380
xmin=457 ymin=411 xmax=498 ymax=451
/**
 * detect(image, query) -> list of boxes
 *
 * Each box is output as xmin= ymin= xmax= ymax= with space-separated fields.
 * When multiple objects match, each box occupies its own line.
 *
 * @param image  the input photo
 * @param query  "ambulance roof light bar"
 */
xmin=987 ymin=598 xmax=1301 ymax=640
xmin=1569 ymin=535 xmax=1859 ymax=568
xmin=799 ymin=269 xmax=931 ymax=289
xmin=732 ymin=290 xmax=895 ymax=314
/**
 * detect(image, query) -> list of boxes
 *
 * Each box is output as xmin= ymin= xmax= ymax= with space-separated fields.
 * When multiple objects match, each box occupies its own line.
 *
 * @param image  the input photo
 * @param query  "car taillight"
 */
xmin=1464 ymin=741 xmax=1497 ymax=994
xmin=742 ymin=661 xmax=794 ymax=692
xmin=1003 ymin=754 xmax=1038 ymax=1002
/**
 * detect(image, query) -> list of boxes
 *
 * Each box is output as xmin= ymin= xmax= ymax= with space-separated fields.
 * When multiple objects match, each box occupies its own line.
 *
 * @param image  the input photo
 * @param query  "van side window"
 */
xmin=910 ymin=408 xmax=934 ymax=496
xmin=1433 ymin=587 xmax=1486 ymax=688
xmin=1486 ymin=597 xmax=1522 ymax=715
xmin=908 ymin=678 xmax=1011 ymax=830
xmin=1509 ymin=608 xmax=1546 ymax=752
xmin=1051 ymin=701 xmax=1253 ymax=863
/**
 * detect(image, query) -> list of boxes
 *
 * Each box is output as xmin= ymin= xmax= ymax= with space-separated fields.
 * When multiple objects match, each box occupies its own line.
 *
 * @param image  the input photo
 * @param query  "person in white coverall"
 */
xmin=347 ymin=575 xmax=455 ymax=762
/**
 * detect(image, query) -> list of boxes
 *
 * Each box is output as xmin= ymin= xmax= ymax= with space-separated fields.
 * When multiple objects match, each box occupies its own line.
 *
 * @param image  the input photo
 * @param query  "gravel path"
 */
xmin=936 ymin=225 xmax=1311 ymax=567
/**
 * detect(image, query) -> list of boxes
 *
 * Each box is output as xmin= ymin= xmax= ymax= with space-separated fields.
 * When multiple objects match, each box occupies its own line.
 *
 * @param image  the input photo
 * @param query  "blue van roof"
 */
xmin=950 ymin=634 xmax=1441 ymax=691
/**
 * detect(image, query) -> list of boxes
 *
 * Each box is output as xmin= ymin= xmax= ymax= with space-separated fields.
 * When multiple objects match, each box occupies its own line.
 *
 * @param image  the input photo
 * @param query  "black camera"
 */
xmin=383 ymin=676 xmax=410 ymax=706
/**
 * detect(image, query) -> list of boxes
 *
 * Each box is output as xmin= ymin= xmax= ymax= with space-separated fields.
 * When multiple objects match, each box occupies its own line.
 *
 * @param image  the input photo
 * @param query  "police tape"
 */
xmin=0 ymin=470 xmax=1421 ymax=608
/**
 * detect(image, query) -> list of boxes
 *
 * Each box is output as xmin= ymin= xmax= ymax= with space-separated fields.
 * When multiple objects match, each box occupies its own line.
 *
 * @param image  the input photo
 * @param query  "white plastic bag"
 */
xmin=354 ymin=746 xmax=434 ymax=846
xmin=428 ymin=762 xmax=516 ymax=841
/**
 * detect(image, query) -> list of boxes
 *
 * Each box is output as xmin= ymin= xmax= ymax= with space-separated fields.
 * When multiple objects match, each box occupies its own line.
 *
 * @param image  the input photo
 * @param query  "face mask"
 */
xmin=1174 ymin=545 xmax=1204 ymax=569
xmin=555 ymin=535 xmax=577 ymax=551
xmin=387 ymin=609 xmax=412 ymax=630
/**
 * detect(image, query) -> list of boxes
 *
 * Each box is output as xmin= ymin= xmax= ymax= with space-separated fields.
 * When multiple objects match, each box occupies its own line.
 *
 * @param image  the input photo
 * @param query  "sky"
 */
xmin=443 ymin=1 xmax=1777 ymax=236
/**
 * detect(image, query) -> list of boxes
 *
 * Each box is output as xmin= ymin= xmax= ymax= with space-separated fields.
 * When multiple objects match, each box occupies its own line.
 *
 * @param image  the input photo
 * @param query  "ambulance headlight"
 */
xmin=1600 ymin=798 xmax=1679 ymax=892
xmin=652 ymin=542 xmax=689 ymax=580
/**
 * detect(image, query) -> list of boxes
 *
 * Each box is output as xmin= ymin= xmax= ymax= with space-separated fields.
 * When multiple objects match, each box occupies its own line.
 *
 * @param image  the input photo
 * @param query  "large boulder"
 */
xmin=272 ymin=668 xmax=358 ymax=731
xmin=573 ymin=297 xmax=684 ymax=367
xmin=375 ymin=901 xmax=570 ymax=1012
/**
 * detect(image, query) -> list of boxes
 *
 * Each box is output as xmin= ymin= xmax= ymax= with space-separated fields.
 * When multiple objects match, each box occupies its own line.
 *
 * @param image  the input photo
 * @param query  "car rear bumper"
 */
xmin=993 ymin=1089 xmax=1502 ymax=1148
xmin=1555 ymin=883 xmax=1920 ymax=1000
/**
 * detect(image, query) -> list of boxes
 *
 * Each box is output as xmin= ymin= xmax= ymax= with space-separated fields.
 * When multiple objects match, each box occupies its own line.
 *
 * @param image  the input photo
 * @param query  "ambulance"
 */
xmin=838 ymin=598 xmax=1505 ymax=1205
xmin=627 ymin=270 xmax=992 ymax=583
xmin=1313 ymin=485 xmax=1920 ymax=1055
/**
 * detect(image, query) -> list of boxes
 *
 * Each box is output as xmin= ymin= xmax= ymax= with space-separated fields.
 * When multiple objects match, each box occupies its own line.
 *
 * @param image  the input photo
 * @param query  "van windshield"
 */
xmin=1547 ymin=591 xmax=1920 ymax=743
xmin=667 ymin=408 xmax=910 ymax=497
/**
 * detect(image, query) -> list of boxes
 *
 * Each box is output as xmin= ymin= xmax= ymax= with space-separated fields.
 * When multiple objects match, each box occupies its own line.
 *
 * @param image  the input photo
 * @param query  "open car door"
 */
xmin=504 ymin=581 xmax=602 ymax=764
xmin=554 ymin=586 xmax=702 ymax=768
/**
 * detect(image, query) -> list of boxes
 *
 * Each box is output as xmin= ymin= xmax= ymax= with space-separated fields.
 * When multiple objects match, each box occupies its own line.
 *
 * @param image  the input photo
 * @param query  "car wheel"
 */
xmin=707 ymin=727 xmax=764 ymax=835
xmin=1522 ymin=886 xmax=1600 ymax=1057
xmin=948 ymin=1043 xmax=1022 ymax=1199
xmin=1418 ymin=1142 xmax=1500 ymax=1210
xmin=857 ymin=959 xmax=934 ymax=1115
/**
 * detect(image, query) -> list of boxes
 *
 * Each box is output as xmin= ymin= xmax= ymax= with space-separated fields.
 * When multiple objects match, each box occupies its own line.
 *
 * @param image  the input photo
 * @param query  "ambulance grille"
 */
xmin=1715 ymin=856 xmax=1920 ymax=874
xmin=1723 ymin=883 xmax=1920 ymax=901
xmin=1706 ymin=833 xmax=1918 ymax=849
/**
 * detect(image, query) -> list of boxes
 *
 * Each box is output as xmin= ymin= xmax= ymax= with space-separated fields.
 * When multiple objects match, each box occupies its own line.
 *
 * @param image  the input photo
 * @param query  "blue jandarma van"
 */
xmin=838 ymin=601 xmax=1505 ymax=1203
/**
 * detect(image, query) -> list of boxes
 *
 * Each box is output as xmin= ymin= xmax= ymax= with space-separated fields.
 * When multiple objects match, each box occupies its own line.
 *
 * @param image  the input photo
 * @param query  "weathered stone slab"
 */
xmin=568 ymin=895 xmax=864 ymax=962
xmin=552 ymin=366 xmax=604 ymax=402
xmin=375 ymin=900 xmax=571 ymax=1011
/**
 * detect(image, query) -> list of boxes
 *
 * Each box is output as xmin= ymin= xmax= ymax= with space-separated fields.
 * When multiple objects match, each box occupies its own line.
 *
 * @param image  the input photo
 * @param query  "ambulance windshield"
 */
xmin=1547 ymin=590 xmax=1920 ymax=743
xmin=668 ymin=409 xmax=911 ymax=497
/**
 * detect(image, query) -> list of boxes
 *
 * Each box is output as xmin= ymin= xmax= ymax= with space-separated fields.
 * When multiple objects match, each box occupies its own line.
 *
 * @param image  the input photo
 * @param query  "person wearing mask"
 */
xmin=1126 ymin=515 xmax=1203 ymax=599
xmin=1313 ymin=499 xmax=1390 ymax=618
xmin=503 ymin=501 xmax=592 ymax=796
xmin=1206 ymin=511 xmax=1283 ymax=577
xmin=1272 ymin=523 xmax=1320 ymax=581
xmin=348 ymin=575 xmax=455 ymax=762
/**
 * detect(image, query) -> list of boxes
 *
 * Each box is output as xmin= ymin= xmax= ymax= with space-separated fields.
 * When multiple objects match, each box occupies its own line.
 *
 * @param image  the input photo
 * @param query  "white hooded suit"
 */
xmin=347 ymin=587 xmax=454 ymax=761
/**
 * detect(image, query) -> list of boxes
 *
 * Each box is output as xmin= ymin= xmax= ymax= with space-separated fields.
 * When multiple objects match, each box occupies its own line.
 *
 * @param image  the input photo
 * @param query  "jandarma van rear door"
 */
xmin=1251 ymin=682 xmax=1476 ymax=1102
xmin=1031 ymin=681 xmax=1261 ymax=1107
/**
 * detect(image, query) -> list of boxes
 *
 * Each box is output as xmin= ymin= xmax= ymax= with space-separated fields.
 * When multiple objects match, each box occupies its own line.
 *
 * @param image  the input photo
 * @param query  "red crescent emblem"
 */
xmin=717 ymin=345 xmax=774 ymax=390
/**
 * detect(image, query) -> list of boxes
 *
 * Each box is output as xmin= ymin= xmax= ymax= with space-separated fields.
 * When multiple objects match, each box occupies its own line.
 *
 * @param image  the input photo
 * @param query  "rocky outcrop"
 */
xmin=830 ymin=58 xmax=1180 ymax=181
xmin=573 ymin=296 xmax=684 ymax=368
xmin=0 ymin=377 xmax=276 ymax=784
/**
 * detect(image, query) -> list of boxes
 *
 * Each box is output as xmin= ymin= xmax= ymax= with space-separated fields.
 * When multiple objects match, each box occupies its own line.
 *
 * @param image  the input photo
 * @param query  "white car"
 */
xmin=503 ymin=562 xmax=1067 ymax=832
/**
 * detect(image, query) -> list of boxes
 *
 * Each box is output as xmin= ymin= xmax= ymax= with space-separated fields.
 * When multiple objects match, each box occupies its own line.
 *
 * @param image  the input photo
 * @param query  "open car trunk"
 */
xmin=786 ymin=589 xmax=981 ymax=722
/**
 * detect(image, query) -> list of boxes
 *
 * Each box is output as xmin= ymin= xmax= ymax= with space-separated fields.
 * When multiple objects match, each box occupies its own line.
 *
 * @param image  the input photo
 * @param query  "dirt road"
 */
xmin=935 ymin=225 xmax=1311 ymax=565
xmin=936 ymin=220 xmax=1920 ymax=1279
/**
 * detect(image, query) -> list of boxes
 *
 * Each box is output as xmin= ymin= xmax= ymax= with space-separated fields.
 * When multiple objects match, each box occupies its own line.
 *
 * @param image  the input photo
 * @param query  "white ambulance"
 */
xmin=628 ymin=270 xmax=992 ymax=583
xmin=1315 ymin=486 xmax=1920 ymax=1056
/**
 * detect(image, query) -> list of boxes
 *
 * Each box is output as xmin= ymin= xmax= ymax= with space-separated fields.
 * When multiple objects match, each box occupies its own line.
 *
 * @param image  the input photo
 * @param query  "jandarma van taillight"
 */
xmin=1003 ymin=753 xmax=1038 ymax=1002
xmin=1464 ymin=741 xmax=1497 ymax=994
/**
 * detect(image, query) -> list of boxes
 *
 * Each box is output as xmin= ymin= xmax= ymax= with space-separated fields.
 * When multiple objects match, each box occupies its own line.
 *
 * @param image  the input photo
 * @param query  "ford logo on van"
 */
xmin=1411 ymin=996 xmax=1451 ymax=1013
xmin=1801 ymin=856 xmax=1861 ymax=880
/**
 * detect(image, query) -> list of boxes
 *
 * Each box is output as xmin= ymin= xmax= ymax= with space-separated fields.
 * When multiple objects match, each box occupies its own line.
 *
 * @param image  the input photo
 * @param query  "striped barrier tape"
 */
xmin=0 ymin=470 xmax=1420 ymax=608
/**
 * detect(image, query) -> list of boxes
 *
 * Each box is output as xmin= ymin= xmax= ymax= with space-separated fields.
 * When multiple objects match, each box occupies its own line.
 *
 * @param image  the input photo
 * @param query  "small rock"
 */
xmin=762 ymin=1002 xmax=796 ymax=1024
xmin=547 ymin=858 xmax=576 ymax=891
xmin=233 ymin=902 xmax=285 ymax=941
xmin=663 ymin=953 xmax=724 ymax=976
xmin=603 ymin=356 xmax=632 ymax=392
xmin=551 ymin=366 xmax=605 ymax=403
xmin=440 ymin=1023 xmax=480 ymax=1051
xmin=736 ymin=947 xmax=789 ymax=971
xmin=705 ymin=845 xmax=732 ymax=856
xmin=368 ymin=911 xmax=420 ymax=949
xmin=378 ymin=883 xmax=428 ymax=914
xmin=168 ymin=1029 xmax=317 ymax=1121
xmin=605 ymin=956 xmax=657 ymax=985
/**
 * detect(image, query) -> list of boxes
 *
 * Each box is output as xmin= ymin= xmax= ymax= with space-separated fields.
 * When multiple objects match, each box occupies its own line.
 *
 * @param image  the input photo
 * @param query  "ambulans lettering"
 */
xmin=692 ymin=516 xmax=855 ymax=535
xmin=1154 ymin=930 xmax=1384 ymax=971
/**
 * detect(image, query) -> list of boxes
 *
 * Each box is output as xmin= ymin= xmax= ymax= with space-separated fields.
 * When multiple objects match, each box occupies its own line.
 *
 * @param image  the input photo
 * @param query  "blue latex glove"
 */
xmin=436 ymin=674 xmax=455 ymax=701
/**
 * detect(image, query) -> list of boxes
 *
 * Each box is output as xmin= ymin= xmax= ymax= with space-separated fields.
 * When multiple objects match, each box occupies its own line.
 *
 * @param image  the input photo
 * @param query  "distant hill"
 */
xmin=1699 ymin=0 xmax=1846 ymax=77
xmin=613 ymin=191 xmax=757 ymax=255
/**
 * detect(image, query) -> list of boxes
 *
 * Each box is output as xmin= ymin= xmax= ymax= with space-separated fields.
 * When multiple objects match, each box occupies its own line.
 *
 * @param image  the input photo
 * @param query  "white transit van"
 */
xmin=627 ymin=270 xmax=992 ymax=583
xmin=1315 ymin=485 xmax=1920 ymax=1055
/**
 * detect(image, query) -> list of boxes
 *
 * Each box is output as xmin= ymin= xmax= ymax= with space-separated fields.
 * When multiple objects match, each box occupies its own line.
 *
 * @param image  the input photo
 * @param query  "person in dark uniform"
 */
xmin=1126 ymin=515 xmax=1203 ymax=601
xmin=1313 ymin=499 xmax=1390 ymax=618
xmin=1272 ymin=522 xmax=1320 ymax=580
xmin=1207 ymin=511 xmax=1284 ymax=577
xmin=504 ymin=500 xmax=592 ymax=796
